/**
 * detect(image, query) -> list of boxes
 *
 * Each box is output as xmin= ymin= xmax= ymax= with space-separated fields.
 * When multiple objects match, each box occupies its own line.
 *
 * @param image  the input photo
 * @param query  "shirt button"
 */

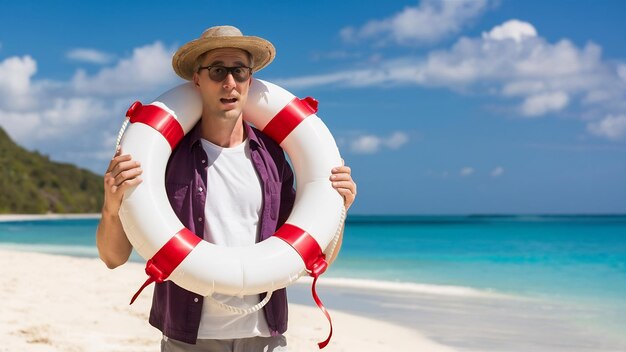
xmin=198 ymin=217 xmax=203 ymax=222
xmin=194 ymin=297 xmax=199 ymax=303
xmin=198 ymin=187 xmax=203 ymax=193
xmin=201 ymin=160 xmax=206 ymax=164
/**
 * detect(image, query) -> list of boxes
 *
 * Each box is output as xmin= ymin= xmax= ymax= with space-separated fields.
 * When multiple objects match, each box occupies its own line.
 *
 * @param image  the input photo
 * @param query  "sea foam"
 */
xmin=296 ymin=276 xmax=514 ymax=299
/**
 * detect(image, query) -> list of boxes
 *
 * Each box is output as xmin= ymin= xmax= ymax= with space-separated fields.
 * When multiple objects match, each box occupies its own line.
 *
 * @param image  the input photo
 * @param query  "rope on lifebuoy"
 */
xmin=206 ymin=205 xmax=347 ymax=316
xmin=206 ymin=290 xmax=273 ymax=315
xmin=115 ymin=117 xmax=130 ymax=151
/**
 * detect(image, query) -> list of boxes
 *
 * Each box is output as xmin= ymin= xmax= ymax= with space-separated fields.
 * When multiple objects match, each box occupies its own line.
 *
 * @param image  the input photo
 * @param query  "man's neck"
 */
xmin=200 ymin=114 xmax=246 ymax=147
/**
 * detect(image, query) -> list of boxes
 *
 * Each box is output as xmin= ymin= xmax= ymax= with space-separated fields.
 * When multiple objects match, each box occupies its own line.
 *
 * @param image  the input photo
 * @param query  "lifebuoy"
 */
xmin=117 ymin=78 xmax=344 ymax=348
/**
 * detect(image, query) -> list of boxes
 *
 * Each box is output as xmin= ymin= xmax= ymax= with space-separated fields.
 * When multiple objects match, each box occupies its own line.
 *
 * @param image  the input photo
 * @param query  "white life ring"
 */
xmin=117 ymin=78 xmax=345 ymax=306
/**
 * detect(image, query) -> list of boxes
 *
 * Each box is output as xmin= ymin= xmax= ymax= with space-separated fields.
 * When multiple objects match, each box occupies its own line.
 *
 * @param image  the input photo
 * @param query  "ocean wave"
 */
xmin=0 ymin=243 xmax=99 ymax=257
xmin=295 ymin=276 xmax=516 ymax=299
xmin=0 ymin=213 xmax=101 ymax=223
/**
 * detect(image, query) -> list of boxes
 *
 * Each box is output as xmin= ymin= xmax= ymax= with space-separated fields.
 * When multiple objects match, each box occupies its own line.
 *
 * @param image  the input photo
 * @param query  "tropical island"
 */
xmin=0 ymin=127 xmax=103 ymax=214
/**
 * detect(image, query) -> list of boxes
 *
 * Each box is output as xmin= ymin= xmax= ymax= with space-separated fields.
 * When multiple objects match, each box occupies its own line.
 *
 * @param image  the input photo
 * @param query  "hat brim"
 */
xmin=172 ymin=36 xmax=275 ymax=81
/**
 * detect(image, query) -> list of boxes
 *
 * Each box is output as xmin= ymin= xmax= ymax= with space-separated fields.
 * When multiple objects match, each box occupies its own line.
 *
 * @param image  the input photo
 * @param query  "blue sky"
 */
xmin=1 ymin=0 xmax=625 ymax=214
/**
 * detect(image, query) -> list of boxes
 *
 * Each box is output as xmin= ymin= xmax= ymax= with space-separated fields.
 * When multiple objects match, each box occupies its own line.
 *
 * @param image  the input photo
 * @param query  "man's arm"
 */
xmin=96 ymin=148 xmax=143 ymax=269
xmin=327 ymin=163 xmax=356 ymax=265
xmin=278 ymin=159 xmax=356 ymax=266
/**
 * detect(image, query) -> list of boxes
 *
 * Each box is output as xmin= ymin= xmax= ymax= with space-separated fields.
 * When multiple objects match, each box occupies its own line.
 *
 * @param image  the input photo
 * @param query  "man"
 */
xmin=96 ymin=26 xmax=356 ymax=352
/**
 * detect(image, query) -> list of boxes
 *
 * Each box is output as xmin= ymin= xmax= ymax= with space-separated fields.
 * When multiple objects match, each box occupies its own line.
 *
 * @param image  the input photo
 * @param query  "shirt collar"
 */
xmin=188 ymin=120 xmax=262 ymax=151
xmin=244 ymin=121 xmax=262 ymax=150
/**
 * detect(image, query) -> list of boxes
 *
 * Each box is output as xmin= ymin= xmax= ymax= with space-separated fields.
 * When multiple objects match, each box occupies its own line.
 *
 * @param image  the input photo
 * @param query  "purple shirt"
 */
xmin=148 ymin=121 xmax=296 ymax=344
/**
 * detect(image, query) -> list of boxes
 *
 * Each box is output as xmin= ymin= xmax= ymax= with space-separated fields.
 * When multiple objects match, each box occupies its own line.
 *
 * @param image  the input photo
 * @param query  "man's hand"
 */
xmin=330 ymin=161 xmax=356 ymax=211
xmin=103 ymin=148 xmax=143 ymax=215
xmin=96 ymin=148 xmax=141 ymax=269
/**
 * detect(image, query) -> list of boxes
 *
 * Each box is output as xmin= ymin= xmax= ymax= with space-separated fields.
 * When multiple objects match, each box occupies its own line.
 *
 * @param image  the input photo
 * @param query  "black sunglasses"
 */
xmin=197 ymin=65 xmax=252 ymax=83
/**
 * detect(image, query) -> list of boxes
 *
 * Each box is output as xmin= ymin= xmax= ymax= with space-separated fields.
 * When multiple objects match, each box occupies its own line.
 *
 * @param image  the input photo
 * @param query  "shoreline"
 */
xmin=0 ymin=213 xmax=101 ymax=222
xmin=0 ymin=242 xmax=514 ymax=300
xmin=299 ymin=276 xmax=514 ymax=299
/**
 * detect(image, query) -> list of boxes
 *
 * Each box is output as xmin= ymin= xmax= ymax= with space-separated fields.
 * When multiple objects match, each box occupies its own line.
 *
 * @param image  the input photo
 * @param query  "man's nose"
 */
xmin=222 ymin=72 xmax=237 ymax=89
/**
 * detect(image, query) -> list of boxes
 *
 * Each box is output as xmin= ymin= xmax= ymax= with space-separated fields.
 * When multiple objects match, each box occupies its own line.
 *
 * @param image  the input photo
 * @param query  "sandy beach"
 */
xmin=0 ymin=248 xmax=454 ymax=352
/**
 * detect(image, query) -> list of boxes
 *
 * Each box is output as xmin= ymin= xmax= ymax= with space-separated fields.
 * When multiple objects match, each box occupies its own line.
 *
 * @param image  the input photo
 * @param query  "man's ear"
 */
xmin=193 ymin=72 xmax=200 ymax=87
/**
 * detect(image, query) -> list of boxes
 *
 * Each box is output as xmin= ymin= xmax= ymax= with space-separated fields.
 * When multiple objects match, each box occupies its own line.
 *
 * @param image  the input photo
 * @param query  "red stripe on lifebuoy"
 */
xmin=126 ymin=101 xmax=185 ymax=149
xmin=262 ymin=97 xmax=318 ymax=144
xmin=130 ymin=228 xmax=201 ymax=304
xmin=274 ymin=223 xmax=325 ymax=270
xmin=274 ymin=224 xmax=333 ymax=349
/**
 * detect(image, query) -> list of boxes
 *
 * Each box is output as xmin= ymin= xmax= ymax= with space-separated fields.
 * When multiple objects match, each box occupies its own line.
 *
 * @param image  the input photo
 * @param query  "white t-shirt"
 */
xmin=196 ymin=137 xmax=271 ymax=339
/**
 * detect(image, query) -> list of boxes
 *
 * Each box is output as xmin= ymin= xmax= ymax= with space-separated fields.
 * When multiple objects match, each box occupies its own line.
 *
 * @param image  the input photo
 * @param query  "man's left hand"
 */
xmin=330 ymin=163 xmax=357 ymax=211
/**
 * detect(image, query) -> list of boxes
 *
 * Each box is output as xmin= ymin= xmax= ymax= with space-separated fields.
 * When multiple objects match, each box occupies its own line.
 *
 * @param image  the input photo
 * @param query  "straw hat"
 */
xmin=172 ymin=25 xmax=276 ymax=81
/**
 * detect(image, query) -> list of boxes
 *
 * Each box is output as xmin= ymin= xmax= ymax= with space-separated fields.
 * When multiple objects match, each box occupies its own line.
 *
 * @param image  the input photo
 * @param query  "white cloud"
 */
xmin=482 ymin=19 xmax=537 ymax=43
xmin=386 ymin=131 xmax=409 ymax=149
xmin=71 ymin=41 xmax=179 ymax=96
xmin=67 ymin=48 xmax=115 ymax=64
xmin=618 ymin=64 xmax=626 ymax=82
xmin=341 ymin=0 xmax=490 ymax=45
xmin=491 ymin=166 xmax=505 ymax=177
xmin=286 ymin=19 xmax=617 ymax=98
xmin=460 ymin=167 xmax=474 ymax=176
xmin=414 ymin=27 xmax=608 ymax=90
xmin=587 ymin=115 xmax=626 ymax=140
xmin=41 ymin=98 xmax=109 ymax=137
xmin=278 ymin=19 xmax=626 ymax=140
xmin=0 ymin=55 xmax=37 ymax=109
xmin=350 ymin=131 xmax=410 ymax=154
xmin=275 ymin=71 xmax=356 ymax=89
xmin=0 ymin=97 xmax=107 ymax=142
xmin=520 ymin=91 xmax=569 ymax=117
xmin=0 ymin=109 xmax=40 ymax=140
xmin=0 ymin=42 xmax=183 ymax=172
xmin=351 ymin=135 xmax=381 ymax=154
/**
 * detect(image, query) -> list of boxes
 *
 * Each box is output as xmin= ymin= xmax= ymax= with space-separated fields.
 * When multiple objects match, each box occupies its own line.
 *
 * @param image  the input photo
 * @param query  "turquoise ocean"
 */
xmin=1 ymin=215 xmax=625 ymax=338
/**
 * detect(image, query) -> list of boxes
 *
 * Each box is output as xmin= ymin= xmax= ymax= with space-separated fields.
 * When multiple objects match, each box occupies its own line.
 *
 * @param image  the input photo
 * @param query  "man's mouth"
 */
xmin=220 ymin=98 xmax=238 ymax=104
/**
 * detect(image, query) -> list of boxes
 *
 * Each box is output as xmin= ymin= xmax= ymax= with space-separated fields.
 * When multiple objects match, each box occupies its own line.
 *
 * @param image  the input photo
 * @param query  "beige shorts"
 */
xmin=161 ymin=335 xmax=288 ymax=352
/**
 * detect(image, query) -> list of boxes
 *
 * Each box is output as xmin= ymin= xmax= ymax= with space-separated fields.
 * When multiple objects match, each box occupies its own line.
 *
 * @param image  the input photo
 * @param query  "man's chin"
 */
xmin=222 ymin=109 xmax=243 ymax=121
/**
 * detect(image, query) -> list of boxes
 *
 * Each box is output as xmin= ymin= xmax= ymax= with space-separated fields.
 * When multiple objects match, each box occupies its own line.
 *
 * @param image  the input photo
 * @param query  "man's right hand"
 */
xmin=103 ymin=147 xmax=143 ymax=216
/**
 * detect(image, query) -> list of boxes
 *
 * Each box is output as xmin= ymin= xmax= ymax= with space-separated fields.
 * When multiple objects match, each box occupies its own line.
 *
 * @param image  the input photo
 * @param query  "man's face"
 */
xmin=193 ymin=48 xmax=252 ymax=122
